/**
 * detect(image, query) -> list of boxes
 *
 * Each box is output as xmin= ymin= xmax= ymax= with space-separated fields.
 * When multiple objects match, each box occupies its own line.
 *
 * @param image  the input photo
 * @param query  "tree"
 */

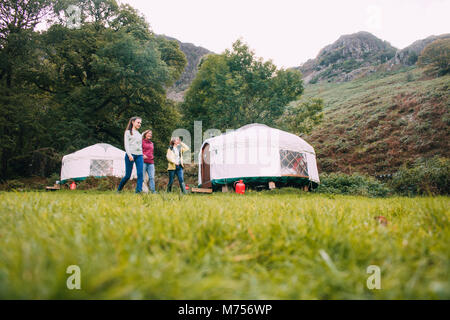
xmin=0 ymin=0 xmax=55 ymax=86
xmin=277 ymin=98 xmax=324 ymax=135
xmin=0 ymin=0 xmax=187 ymax=179
xmin=53 ymin=0 xmax=118 ymax=27
xmin=0 ymin=0 xmax=57 ymax=179
xmin=32 ymin=1 xmax=186 ymax=158
xmin=182 ymin=40 xmax=304 ymax=131
xmin=418 ymin=38 xmax=450 ymax=77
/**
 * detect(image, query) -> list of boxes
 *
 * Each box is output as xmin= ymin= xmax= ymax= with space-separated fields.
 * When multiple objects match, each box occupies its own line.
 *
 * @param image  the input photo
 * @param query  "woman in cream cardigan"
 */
xmin=166 ymin=137 xmax=189 ymax=193
xmin=117 ymin=116 xmax=144 ymax=193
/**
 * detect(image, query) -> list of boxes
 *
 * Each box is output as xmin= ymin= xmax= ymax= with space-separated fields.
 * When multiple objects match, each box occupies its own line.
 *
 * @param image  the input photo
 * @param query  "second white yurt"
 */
xmin=198 ymin=124 xmax=319 ymax=190
xmin=60 ymin=143 xmax=137 ymax=183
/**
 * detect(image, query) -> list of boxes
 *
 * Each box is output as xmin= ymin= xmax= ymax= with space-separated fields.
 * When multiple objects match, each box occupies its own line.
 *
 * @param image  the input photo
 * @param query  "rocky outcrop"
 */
xmin=161 ymin=35 xmax=213 ymax=102
xmin=297 ymin=31 xmax=397 ymax=84
xmin=391 ymin=33 xmax=450 ymax=66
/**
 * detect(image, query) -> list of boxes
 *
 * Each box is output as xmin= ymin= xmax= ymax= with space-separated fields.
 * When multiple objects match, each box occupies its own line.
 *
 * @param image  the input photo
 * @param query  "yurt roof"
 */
xmin=62 ymin=143 xmax=125 ymax=161
xmin=202 ymin=123 xmax=315 ymax=154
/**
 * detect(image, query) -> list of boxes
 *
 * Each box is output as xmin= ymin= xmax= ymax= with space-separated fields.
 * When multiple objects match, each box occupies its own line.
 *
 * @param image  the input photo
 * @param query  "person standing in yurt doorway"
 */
xmin=117 ymin=116 xmax=144 ymax=193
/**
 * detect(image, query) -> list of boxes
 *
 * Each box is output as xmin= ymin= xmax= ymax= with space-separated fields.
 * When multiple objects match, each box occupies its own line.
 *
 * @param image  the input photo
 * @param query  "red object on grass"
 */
xmin=70 ymin=181 xmax=76 ymax=190
xmin=375 ymin=215 xmax=388 ymax=226
xmin=234 ymin=180 xmax=245 ymax=194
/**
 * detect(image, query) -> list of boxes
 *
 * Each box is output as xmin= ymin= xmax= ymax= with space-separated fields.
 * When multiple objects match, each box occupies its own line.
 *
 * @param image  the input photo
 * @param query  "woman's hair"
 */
xmin=170 ymin=137 xmax=179 ymax=146
xmin=125 ymin=116 xmax=141 ymax=135
xmin=142 ymin=129 xmax=152 ymax=140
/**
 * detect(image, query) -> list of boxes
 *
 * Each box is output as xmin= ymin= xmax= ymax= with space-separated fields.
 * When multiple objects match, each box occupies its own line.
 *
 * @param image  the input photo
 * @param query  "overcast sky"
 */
xmin=122 ymin=0 xmax=450 ymax=68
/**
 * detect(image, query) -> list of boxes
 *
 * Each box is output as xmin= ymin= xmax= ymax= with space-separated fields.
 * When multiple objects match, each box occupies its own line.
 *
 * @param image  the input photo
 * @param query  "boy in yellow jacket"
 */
xmin=166 ymin=137 xmax=190 ymax=193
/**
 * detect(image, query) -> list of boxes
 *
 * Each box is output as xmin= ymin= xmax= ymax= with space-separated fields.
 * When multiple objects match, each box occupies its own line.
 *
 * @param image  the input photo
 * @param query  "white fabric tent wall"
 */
xmin=61 ymin=143 xmax=137 ymax=182
xmin=198 ymin=124 xmax=320 ymax=184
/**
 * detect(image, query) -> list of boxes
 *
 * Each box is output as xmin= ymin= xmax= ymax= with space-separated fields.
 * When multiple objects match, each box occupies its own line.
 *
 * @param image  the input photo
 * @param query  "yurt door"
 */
xmin=201 ymin=143 xmax=211 ymax=187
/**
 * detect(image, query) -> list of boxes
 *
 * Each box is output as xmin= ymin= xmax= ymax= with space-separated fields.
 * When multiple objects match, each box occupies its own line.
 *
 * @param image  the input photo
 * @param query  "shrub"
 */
xmin=418 ymin=38 xmax=450 ymax=77
xmin=389 ymin=157 xmax=450 ymax=195
xmin=309 ymin=75 xmax=319 ymax=84
xmin=47 ymin=173 xmax=61 ymax=186
xmin=405 ymin=72 xmax=414 ymax=82
xmin=75 ymin=176 xmax=121 ymax=191
xmin=314 ymin=173 xmax=391 ymax=197
xmin=407 ymin=52 xmax=418 ymax=65
xmin=4 ymin=179 xmax=26 ymax=191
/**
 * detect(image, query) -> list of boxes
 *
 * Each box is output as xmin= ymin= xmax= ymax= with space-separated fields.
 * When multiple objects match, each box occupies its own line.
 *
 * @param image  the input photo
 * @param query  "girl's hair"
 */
xmin=142 ymin=129 xmax=152 ymax=140
xmin=125 ymin=116 xmax=141 ymax=135
xmin=170 ymin=137 xmax=179 ymax=146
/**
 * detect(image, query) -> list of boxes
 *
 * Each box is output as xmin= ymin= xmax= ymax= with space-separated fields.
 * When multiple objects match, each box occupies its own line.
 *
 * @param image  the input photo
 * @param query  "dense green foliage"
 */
xmin=418 ymin=38 xmax=450 ymax=77
xmin=0 ymin=191 xmax=448 ymax=299
xmin=389 ymin=157 xmax=450 ymax=196
xmin=182 ymin=40 xmax=309 ymax=131
xmin=315 ymin=173 xmax=391 ymax=197
xmin=0 ymin=0 xmax=56 ymax=178
xmin=0 ymin=0 xmax=186 ymax=179
xmin=277 ymin=98 xmax=324 ymax=135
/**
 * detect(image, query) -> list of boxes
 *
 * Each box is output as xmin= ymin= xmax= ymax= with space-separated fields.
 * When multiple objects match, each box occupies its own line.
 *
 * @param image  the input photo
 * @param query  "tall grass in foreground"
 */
xmin=0 ymin=190 xmax=448 ymax=299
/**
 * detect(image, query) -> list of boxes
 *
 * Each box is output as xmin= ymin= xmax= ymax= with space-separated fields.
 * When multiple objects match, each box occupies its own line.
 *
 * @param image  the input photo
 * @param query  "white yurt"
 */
xmin=60 ymin=143 xmax=137 ymax=183
xmin=198 ymin=124 xmax=319 ymax=189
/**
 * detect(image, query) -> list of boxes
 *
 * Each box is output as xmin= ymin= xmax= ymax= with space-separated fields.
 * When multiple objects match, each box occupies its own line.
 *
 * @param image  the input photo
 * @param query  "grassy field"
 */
xmin=0 ymin=190 xmax=448 ymax=299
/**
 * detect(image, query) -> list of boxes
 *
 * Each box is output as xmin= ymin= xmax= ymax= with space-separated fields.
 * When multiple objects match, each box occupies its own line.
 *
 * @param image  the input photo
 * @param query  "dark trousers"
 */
xmin=167 ymin=165 xmax=186 ymax=193
xmin=118 ymin=154 xmax=143 ymax=193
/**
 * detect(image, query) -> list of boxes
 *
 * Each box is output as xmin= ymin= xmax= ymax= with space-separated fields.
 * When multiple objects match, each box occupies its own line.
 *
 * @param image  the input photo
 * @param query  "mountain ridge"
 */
xmin=164 ymin=31 xmax=449 ymax=100
xmin=392 ymin=33 xmax=450 ymax=65
xmin=296 ymin=31 xmax=450 ymax=84
xmin=296 ymin=31 xmax=396 ymax=83
xmin=165 ymin=31 xmax=450 ymax=100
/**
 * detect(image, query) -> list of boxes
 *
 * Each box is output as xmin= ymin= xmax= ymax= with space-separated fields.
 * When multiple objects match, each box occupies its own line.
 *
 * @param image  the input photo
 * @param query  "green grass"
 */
xmin=0 ymin=190 xmax=448 ymax=299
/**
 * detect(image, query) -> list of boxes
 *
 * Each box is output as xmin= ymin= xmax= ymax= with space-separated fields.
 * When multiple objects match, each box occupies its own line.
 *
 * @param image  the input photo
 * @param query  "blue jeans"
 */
xmin=118 ymin=154 xmax=143 ymax=193
xmin=167 ymin=165 xmax=185 ymax=193
xmin=143 ymin=163 xmax=156 ymax=193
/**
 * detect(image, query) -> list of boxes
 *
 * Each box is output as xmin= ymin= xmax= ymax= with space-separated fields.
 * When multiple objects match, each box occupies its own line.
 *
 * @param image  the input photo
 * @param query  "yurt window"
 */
xmin=90 ymin=159 xmax=113 ymax=176
xmin=280 ymin=150 xmax=309 ymax=177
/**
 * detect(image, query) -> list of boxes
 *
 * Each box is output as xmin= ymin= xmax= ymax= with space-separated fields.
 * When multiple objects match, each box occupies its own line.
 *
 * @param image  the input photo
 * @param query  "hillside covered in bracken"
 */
xmin=303 ymin=66 xmax=449 ymax=175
